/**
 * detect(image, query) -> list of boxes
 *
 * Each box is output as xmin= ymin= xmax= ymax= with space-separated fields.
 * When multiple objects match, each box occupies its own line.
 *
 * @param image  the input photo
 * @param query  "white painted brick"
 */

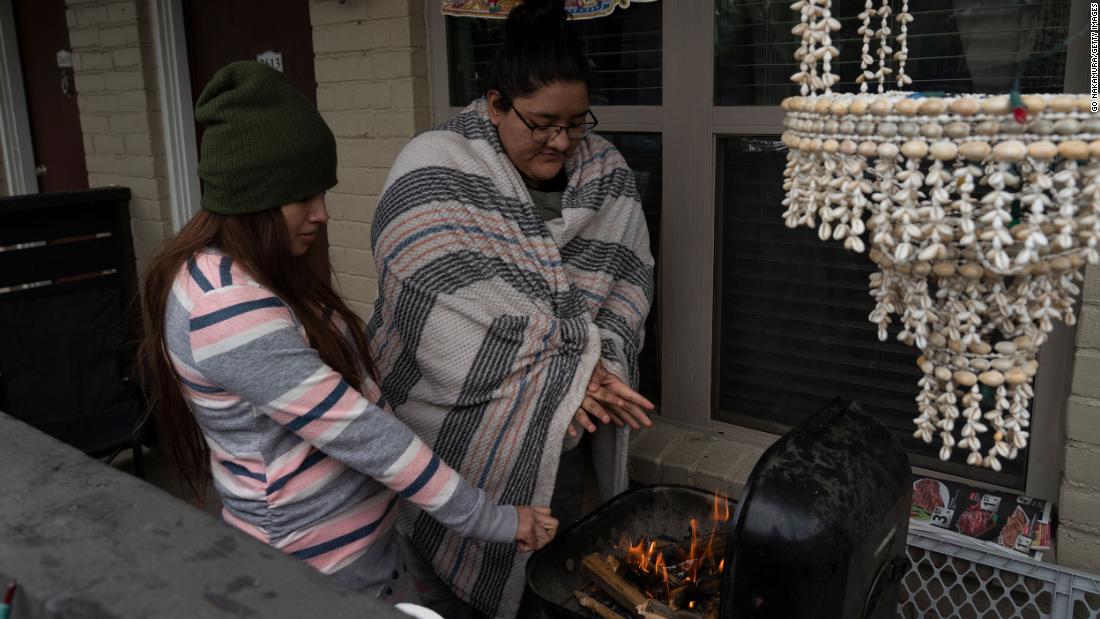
xmin=99 ymin=26 xmax=127 ymax=47
xmin=1061 ymin=482 xmax=1100 ymax=531
xmin=1057 ymin=526 xmax=1100 ymax=572
xmin=309 ymin=0 xmax=368 ymax=26
xmin=312 ymin=22 xmax=389 ymax=54
xmin=66 ymin=8 xmax=78 ymax=28
xmin=371 ymin=50 xmax=413 ymax=80
xmin=1065 ymin=440 xmax=1100 ymax=490
xmin=116 ymin=90 xmax=154 ymax=112
xmin=74 ymin=5 xmax=109 ymax=26
xmin=333 ymin=273 xmax=378 ymax=304
xmin=92 ymin=134 xmax=125 ymax=154
xmin=131 ymin=218 xmax=167 ymax=242
xmin=69 ymin=27 xmax=100 ymax=48
xmin=130 ymin=197 xmax=162 ymax=221
xmin=107 ymin=1 xmax=137 ymax=24
xmin=77 ymin=51 xmax=114 ymax=71
xmin=391 ymin=77 xmax=428 ymax=109
xmin=327 ymin=190 xmax=379 ymax=216
xmin=123 ymin=23 xmax=141 ymax=44
xmin=365 ymin=0 xmax=409 ymax=19
xmin=108 ymin=111 xmax=152 ymax=134
xmin=314 ymin=54 xmax=373 ymax=83
xmin=82 ymin=135 xmax=94 ymax=155
xmin=85 ymin=153 xmax=126 ymax=174
xmin=80 ymin=93 xmax=117 ymax=112
xmin=1076 ymin=303 xmax=1100 ymax=350
xmin=336 ymin=137 xmax=406 ymax=168
xmin=317 ymin=82 xmax=390 ymax=111
xmin=374 ymin=110 xmax=419 ymax=137
xmin=331 ymin=169 xmax=385 ymax=199
xmin=124 ymin=133 xmax=156 ymax=156
xmin=1066 ymin=396 xmax=1100 ymax=444
xmin=113 ymin=175 xmax=165 ymax=200
xmin=103 ymin=70 xmax=146 ymax=92
xmin=1072 ymin=350 xmax=1100 ymax=400
xmin=327 ymin=220 xmax=372 ymax=249
xmin=323 ymin=111 xmax=375 ymax=138
xmin=112 ymin=47 xmax=142 ymax=68
xmin=1085 ymin=264 xmax=1100 ymax=303
xmin=387 ymin=16 xmax=426 ymax=48
xmin=79 ymin=114 xmax=110 ymax=134
xmin=329 ymin=246 xmax=377 ymax=277
xmin=74 ymin=72 xmax=105 ymax=93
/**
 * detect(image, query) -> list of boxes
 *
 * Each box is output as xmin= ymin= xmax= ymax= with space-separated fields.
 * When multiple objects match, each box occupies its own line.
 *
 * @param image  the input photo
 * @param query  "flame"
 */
xmin=644 ymin=540 xmax=656 ymax=573
xmin=688 ymin=518 xmax=699 ymax=582
xmin=719 ymin=558 xmax=725 ymax=572
xmin=655 ymin=551 xmax=670 ymax=601
xmin=712 ymin=489 xmax=731 ymax=522
xmin=689 ymin=601 xmax=696 ymax=610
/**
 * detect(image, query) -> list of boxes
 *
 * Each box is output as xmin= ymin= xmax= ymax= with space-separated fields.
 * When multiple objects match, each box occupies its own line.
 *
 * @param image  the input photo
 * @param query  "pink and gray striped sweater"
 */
xmin=165 ymin=248 xmax=518 ymax=599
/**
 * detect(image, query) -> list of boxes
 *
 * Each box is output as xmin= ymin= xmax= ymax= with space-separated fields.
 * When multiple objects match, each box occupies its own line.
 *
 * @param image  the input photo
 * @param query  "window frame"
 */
xmin=424 ymin=0 xmax=1089 ymax=501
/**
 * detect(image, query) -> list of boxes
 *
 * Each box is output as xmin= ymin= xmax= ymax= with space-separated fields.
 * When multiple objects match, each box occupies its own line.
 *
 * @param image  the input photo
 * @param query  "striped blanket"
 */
xmin=367 ymin=99 xmax=654 ymax=617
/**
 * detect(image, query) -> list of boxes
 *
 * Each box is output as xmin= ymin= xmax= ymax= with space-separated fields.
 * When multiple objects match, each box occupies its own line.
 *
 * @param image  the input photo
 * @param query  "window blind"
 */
xmin=445 ymin=2 xmax=663 ymax=106
xmin=715 ymin=0 xmax=1071 ymax=106
xmin=715 ymin=136 xmax=1027 ymax=487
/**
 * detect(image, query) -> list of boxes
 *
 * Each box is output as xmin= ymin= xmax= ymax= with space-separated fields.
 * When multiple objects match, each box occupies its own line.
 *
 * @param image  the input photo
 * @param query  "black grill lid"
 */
xmin=720 ymin=395 xmax=912 ymax=619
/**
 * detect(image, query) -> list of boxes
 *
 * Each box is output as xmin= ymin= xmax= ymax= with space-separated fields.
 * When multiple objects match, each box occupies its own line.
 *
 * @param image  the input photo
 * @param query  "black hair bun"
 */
xmin=505 ymin=0 xmax=568 ymax=38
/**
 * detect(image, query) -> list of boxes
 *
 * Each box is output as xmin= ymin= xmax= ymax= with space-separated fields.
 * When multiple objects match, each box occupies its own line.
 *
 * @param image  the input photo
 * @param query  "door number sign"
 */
xmin=256 ymin=51 xmax=284 ymax=72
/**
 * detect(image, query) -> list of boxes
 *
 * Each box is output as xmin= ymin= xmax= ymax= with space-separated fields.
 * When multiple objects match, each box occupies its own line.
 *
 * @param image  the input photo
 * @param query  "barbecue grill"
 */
xmin=527 ymin=396 xmax=912 ymax=618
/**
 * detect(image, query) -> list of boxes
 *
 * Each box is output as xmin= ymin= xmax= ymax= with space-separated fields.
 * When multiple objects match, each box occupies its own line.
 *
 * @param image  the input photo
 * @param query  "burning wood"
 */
xmin=573 ymin=492 xmax=731 ymax=618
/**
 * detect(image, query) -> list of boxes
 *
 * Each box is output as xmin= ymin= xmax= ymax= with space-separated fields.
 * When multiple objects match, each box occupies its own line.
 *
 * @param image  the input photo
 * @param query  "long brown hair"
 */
xmin=139 ymin=206 xmax=375 ymax=500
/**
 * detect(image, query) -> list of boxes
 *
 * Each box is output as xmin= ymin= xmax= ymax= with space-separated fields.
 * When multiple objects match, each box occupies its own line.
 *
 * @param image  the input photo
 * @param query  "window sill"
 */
xmin=628 ymin=415 xmax=779 ymax=499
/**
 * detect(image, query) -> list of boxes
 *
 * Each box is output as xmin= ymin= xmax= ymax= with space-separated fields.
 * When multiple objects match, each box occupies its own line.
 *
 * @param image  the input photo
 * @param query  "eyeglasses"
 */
xmin=507 ymin=102 xmax=599 ymax=143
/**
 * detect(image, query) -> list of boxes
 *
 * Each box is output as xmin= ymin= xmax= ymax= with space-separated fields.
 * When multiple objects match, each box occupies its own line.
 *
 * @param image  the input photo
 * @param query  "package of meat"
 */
xmin=909 ymin=475 xmax=1053 ymax=558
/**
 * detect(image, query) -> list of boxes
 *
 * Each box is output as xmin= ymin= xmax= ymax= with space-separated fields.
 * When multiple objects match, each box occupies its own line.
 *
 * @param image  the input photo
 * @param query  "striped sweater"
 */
xmin=165 ymin=248 xmax=517 ymax=598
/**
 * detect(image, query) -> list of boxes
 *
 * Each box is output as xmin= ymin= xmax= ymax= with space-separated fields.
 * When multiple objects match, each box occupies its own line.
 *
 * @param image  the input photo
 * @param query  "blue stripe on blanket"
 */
xmin=385 ymin=223 xmax=563 ymax=269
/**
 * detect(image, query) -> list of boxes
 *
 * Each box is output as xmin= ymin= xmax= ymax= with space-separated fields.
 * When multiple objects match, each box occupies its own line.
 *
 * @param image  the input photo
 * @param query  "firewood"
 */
xmin=574 ymin=590 xmax=628 ymax=619
xmin=582 ymin=553 xmax=649 ymax=614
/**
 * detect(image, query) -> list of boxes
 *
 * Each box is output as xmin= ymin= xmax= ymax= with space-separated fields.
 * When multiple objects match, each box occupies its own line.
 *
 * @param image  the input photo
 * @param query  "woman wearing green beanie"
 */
xmin=139 ymin=61 xmax=557 ymax=604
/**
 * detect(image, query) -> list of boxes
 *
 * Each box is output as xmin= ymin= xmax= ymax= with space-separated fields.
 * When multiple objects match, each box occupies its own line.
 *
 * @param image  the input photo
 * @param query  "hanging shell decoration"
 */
xmin=781 ymin=0 xmax=1100 ymax=469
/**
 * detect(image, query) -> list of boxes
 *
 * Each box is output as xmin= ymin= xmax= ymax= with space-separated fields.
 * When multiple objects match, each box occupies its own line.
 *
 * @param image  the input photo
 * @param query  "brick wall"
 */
xmin=65 ymin=0 xmax=170 ymax=277
xmin=309 ymin=0 xmax=431 ymax=319
xmin=1059 ymin=264 xmax=1100 ymax=572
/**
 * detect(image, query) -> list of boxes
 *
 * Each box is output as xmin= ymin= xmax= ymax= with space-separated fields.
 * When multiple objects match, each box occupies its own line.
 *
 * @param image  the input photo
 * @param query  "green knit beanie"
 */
xmin=194 ymin=61 xmax=337 ymax=215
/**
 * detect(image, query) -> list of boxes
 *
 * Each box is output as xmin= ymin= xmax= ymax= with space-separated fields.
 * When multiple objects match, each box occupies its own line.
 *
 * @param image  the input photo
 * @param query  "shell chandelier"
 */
xmin=781 ymin=0 xmax=1100 ymax=470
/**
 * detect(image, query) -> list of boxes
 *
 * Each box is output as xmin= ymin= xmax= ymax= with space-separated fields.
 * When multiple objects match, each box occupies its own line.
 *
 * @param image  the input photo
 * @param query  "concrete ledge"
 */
xmin=0 ymin=412 xmax=404 ymax=618
xmin=628 ymin=416 xmax=776 ymax=499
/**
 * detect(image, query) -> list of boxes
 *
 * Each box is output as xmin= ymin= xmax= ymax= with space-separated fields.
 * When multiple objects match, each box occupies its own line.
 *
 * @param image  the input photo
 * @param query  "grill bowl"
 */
xmin=525 ymin=484 xmax=731 ymax=619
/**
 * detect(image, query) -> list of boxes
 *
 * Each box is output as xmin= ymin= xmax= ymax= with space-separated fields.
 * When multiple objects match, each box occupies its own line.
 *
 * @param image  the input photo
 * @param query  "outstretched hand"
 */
xmin=567 ymin=361 xmax=655 ymax=438
xmin=515 ymin=506 xmax=558 ymax=553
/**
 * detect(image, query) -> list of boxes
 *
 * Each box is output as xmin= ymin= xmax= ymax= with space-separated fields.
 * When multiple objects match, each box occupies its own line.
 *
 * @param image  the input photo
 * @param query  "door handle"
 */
xmin=35 ymin=164 xmax=46 ymax=176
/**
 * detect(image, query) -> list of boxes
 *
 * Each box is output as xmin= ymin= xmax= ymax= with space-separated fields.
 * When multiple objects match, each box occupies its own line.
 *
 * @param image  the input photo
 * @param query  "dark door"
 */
xmin=13 ymin=0 xmax=89 ymax=193
xmin=184 ymin=0 xmax=330 ymax=278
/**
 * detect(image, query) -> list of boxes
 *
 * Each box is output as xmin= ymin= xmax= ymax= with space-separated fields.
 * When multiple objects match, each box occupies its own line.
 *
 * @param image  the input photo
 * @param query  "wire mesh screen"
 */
xmin=900 ymin=528 xmax=1100 ymax=618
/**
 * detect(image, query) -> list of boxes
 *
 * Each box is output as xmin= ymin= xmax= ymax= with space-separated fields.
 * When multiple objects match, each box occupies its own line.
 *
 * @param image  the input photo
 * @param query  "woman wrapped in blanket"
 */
xmin=367 ymin=1 xmax=656 ymax=616
xmin=138 ymin=61 xmax=557 ymax=606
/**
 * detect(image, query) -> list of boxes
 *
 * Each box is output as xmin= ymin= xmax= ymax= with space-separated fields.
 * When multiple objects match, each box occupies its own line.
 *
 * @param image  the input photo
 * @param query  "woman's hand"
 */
xmin=515 ymin=506 xmax=558 ymax=552
xmin=567 ymin=362 xmax=655 ymax=437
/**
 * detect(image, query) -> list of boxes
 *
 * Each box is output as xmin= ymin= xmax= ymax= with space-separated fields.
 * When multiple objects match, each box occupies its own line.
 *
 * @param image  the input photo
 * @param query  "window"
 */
xmin=428 ymin=0 xmax=1082 ymax=493
xmin=443 ymin=2 xmax=662 ymax=106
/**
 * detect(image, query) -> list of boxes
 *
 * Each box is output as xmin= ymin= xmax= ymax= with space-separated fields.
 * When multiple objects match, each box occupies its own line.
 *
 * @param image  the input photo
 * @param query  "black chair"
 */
xmin=0 ymin=187 xmax=147 ymax=477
